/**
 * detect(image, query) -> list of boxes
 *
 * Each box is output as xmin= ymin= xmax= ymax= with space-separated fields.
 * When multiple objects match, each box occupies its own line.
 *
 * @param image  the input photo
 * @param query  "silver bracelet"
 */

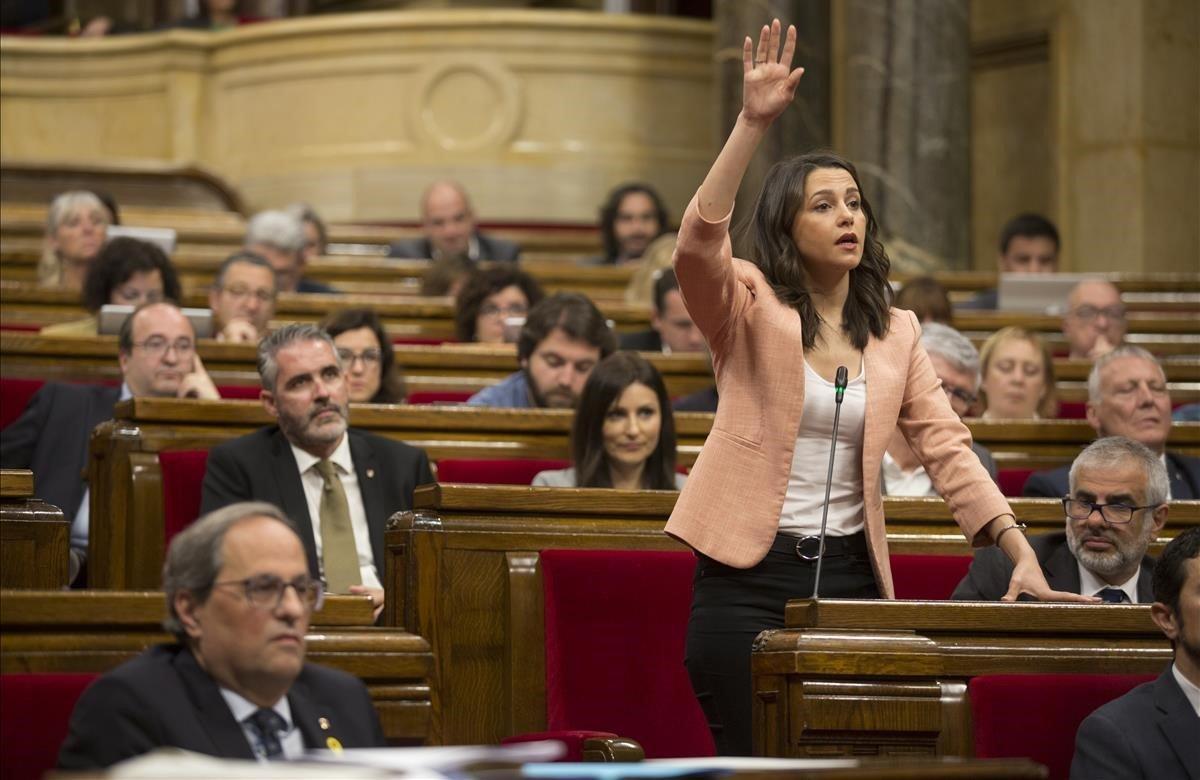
xmin=995 ymin=522 xmax=1028 ymax=545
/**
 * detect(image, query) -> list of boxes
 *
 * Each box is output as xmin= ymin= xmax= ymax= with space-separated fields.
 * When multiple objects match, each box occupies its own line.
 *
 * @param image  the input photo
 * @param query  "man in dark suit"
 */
xmin=1025 ymin=346 xmax=1200 ymax=499
xmin=1071 ymin=527 xmax=1200 ymax=779
xmin=958 ymin=213 xmax=1059 ymax=310
xmin=955 ymin=436 xmax=1167 ymax=602
xmin=1 ymin=302 xmax=219 ymax=581
xmin=387 ymin=180 xmax=519 ymax=263
xmin=245 ymin=210 xmax=337 ymax=294
xmin=619 ymin=269 xmax=706 ymax=355
xmin=201 ymin=324 xmax=432 ymax=618
xmin=58 ymin=501 xmax=385 ymax=768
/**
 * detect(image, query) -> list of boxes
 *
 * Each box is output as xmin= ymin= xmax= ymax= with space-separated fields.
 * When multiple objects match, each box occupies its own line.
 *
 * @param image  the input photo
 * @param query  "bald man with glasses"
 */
xmin=953 ymin=436 xmax=1167 ymax=602
xmin=58 ymin=502 xmax=384 ymax=769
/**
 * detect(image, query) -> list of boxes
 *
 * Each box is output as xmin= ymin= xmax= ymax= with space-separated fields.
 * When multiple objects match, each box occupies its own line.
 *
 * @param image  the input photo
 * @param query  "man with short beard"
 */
xmin=200 ymin=325 xmax=432 ymax=618
xmin=953 ymin=436 xmax=1167 ymax=602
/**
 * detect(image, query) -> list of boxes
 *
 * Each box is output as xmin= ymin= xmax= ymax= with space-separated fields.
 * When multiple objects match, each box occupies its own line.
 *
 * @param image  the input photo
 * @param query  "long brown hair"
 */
xmin=746 ymin=151 xmax=892 ymax=350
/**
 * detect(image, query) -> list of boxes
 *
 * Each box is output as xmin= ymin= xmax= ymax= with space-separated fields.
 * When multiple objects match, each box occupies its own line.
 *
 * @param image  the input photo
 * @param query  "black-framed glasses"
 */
xmin=942 ymin=384 xmax=978 ymax=407
xmin=1062 ymin=497 xmax=1156 ymax=526
xmin=479 ymin=303 xmax=528 ymax=319
xmin=220 ymin=285 xmax=275 ymax=304
xmin=212 ymin=574 xmax=325 ymax=611
xmin=336 ymin=348 xmax=382 ymax=367
xmin=1069 ymin=305 xmax=1126 ymax=322
xmin=133 ymin=336 xmax=194 ymax=358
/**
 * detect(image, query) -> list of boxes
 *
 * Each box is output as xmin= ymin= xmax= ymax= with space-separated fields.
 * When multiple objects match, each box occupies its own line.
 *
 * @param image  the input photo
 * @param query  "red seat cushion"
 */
xmin=970 ymin=673 xmax=1155 ymax=780
xmin=437 ymin=458 xmax=570 ymax=485
xmin=407 ymin=391 xmax=473 ymax=405
xmin=1057 ymin=401 xmax=1087 ymax=420
xmin=216 ymin=384 xmax=261 ymax=400
xmin=889 ymin=554 xmax=972 ymax=600
xmin=998 ymin=468 xmax=1036 ymax=498
xmin=159 ymin=450 xmax=210 ymax=545
xmin=0 ymin=673 xmax=98 ymax=780
xmin=540 ymin=549 xmax=714 ymax=758
xmin=0 ymin=377 xmax=45 ymax=430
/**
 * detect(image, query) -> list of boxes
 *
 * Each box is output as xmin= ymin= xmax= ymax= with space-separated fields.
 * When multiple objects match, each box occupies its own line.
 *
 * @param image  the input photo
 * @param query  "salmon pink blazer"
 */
xmin=665 ymin=197 xmax=1012 ymax=598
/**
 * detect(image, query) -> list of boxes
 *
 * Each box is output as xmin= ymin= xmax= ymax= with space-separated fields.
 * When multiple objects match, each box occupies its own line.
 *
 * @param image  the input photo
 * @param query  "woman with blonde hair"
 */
xmin=978 ymin=326 xmax=1057 ymax=419
xmin=38 ymin=191 xmax=110 ymax=290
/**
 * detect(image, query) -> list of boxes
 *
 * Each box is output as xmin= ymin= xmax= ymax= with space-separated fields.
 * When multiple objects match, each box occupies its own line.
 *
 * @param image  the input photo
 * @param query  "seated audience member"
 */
xmin=454 ymin=267 xmax=544 ymax=344
xmin=42 ymin=236 xmax=182 ymax=337
xmin=893 ymin=276 xmax=953 ymax=325
xmin=209 ymin=252 xmax=278 ymax=343
xmin=582 ymin=183 xmax=670 ymax=266
xmin=286 ymin=203 xmax=328 ymax=266
xmin=170 ymin=0 xmax=245 ymax=29
xmin=245 ymin=210 xmax=334 ymax=294
xmin=1071 ymin=526 xmax=1200 ymax=779
xmin=978 ymin=326 xmax=1056 ymax=420
xmin=388 ymin=181 xmax=519 ymax=263
xmin=623 ymin=233 xmax=678 ymax=307
xmin=320 ymin=309 xmax=406 ymax=403
xmin=419 ymin=253 xmax=474 ymax=297
xmin=200 ymin=325 xmax=433 ymax=617
xmin=466 ymin=293 xmax=617 ymax=409
xmin=620 ymin=269 xmax=706 ymax=354
xmin=38 ymin=190 xmax=110 ymax=291
xmin=91 ymin=189 xmax=121 ymax=225
xmin=1025 ymin=346 xmax=1200 ymax=499
xmin=2 ymin=302 xmax=218 ymax=579
xmin=57 ymin=501 xmax=385 ymax=769
xmin=960 ymin=213 xmax=1060 ymax=310
xmin=954 ymin=436 xmax=1165 ymax=602
xmin=883 ymin=323 xmax=997 ymax=495
xmin=534 ymin=352 xmax=685 ymax=490
xmin=1062 ymin=279 xmax=1126 ymax=360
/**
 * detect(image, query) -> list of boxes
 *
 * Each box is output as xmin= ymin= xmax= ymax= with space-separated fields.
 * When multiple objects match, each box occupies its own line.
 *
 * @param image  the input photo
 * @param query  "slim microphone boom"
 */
xmin=811 ymin=365 xmax=849 ymax=600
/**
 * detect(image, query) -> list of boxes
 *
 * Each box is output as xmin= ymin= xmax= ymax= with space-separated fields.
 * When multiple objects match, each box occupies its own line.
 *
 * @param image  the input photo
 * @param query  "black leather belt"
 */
xmin=770 ymin=531 xmax=868 ymax=561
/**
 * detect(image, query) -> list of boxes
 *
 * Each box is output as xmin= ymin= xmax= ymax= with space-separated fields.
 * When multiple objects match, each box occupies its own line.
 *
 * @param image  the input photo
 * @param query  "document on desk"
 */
xmin=305 ymin=739 xmax=566 ymax=773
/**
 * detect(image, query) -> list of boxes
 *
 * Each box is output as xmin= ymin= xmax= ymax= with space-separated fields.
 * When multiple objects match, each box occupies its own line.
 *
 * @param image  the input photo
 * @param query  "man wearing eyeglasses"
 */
xmin=1062 ymin=279 xmax=1127 ymax=360
xmin=58 ymin=501 xmax=385 ymax=769
xmin=954 ymin=436 xmax=1167 ymax=602
xmin=1 ymin=301 xmax=219 ymax=583
xmin=209 ymin=253 xmax=278 ymax=344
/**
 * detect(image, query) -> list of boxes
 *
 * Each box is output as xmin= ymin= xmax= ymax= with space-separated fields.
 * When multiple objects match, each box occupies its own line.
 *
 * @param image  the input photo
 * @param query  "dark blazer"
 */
xmin=951 ymin=531 xmax=1154 ymax=602
xmin=387 ymin=232 xmax=520 ymax=263
xmin=619 ymin=329 xmax=663 ymax=352
xmin=58 ymin=643 xmax=384 ymax=769
xmin=199 ymin=427 xmax=433 ymax=580
xmin=1070 ymin=666 xmax=1200 ymax=780
xmin=1024 ymin=452 xmax=1200 ymax=500
xmin=0 ymin=382 xmax=121 ymax=518
xmin=296 ymin=277 xmax=337 ymax=294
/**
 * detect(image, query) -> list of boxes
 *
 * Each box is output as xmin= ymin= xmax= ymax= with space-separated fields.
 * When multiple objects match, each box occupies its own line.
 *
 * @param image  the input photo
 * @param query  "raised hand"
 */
xmin=741 ymin=19 xmax=805 ymax=128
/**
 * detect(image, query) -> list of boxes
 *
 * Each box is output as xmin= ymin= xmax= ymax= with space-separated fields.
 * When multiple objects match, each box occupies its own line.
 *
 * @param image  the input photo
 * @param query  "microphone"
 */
xmin=811 ymin=365 xmax=849 ymax=600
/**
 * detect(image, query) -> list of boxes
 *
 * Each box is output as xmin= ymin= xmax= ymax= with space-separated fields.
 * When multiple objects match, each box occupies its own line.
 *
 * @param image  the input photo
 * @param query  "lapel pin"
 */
xmin=318 ymin=717 xmax=330 ymax=730
xmin=326 ymin=736 xmax=343 ymax=754
xmin=366 ymin=469 xmax=375 ymax=479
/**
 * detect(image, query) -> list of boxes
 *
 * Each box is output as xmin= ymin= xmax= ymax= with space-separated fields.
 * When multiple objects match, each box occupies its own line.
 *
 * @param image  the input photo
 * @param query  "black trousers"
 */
xmin=684 ymin=533 xmax=879 ymax=756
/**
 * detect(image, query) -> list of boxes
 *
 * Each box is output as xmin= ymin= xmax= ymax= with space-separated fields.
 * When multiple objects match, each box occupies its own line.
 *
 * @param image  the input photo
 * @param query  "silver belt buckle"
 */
xmin=795 ymin=535 xmax=823 ymax=561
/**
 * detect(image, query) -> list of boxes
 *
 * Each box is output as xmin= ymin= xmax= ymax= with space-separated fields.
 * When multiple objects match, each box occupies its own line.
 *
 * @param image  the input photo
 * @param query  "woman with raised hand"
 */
xmin=668 ymin=18 xmax=1094 ymax=755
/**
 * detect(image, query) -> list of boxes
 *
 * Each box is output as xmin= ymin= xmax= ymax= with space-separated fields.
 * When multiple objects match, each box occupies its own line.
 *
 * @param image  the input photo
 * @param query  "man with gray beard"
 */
xmin=201 ymin=324 xmax=432 ymax=619
xmin=953 ymin=436 xmax=1167 ymax=602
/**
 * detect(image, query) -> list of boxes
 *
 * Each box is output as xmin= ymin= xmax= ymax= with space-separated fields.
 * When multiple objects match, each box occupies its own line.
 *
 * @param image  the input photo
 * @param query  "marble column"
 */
xmin=835 ymin=0 xmax=971 ymax=271
xmin=715 ymin=0 xmax=832 ymax=250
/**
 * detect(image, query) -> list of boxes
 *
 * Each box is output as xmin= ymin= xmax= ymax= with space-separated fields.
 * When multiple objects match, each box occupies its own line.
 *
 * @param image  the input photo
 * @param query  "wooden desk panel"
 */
xmin=0 ymin=469 xmax=69 ymax=589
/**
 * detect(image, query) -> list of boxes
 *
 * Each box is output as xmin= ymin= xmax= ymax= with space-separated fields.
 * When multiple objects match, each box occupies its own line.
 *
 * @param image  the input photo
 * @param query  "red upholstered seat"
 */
xmin=0 ymin=673 xmax=97 ymax=780
xmin=0 ymin=377 xmax=45 ymax=430
xmin=216 ymin=384 xmax=261 ymax=400
xmin=538 ymin=549 xmax=715 ymax=758
xmin=970 ymin=673 xmax=1155 ymax=780
xmin=998 ymin=468 xmax=1036 ymax=497
xmin=437 ymin=458 xmax=570 ymax=485
xmin=1057 ymin=401 xmax=1087 ymax=420
xmin=407 ymin=391 xmax=473 ymax=405
xmin=159 ymin=449 xmax=210 ymax=545
xmin=889 ymin=554 xmax=972 ymax=600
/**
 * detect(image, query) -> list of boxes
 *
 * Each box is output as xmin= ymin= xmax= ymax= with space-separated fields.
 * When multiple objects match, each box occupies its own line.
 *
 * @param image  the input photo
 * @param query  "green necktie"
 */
xmin=315 ymin=459 xmax=361 ymax=593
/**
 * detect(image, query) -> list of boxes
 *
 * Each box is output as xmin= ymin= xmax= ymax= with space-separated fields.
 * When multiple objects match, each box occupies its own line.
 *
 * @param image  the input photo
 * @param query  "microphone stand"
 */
xmin=811 ymin=365 xmax=849 ymax=600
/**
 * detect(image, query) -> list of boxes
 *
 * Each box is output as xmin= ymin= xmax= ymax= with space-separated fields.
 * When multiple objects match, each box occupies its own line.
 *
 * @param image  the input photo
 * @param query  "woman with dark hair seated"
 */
xmin=42 ymin=237 xmax=182 ymax=336
xmin=533 ymin=352 xmax=685 ymax=490
xmin=319 ymin=309 xmax=406 ymax=404
xmin=454 ymin=267 xmax=545 ymax=343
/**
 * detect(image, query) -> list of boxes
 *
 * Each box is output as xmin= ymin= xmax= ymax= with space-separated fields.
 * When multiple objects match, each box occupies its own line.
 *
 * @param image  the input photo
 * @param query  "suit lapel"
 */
xmin=1136 ymin=560 xmax=1155 ymax=602
xmin=269 ymin=429 xmax=321 ymax=578
xmin=1167 ymin=453 xmax=1200 ymax=499
xmin=1041 ymin=537 xmax=1081 ymax=593
xmin=175 ymin=647 xmax=256 ymax=760
xmin=1154 ymin=668 xmax=1200 ymax=779
xmin=348 ymin=431 xmax=386 ymax=574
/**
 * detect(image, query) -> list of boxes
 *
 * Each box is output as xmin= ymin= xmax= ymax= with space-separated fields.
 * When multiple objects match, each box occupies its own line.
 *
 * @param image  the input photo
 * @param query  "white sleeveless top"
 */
xmin=777 ymin=361 xmax=867 ymax=537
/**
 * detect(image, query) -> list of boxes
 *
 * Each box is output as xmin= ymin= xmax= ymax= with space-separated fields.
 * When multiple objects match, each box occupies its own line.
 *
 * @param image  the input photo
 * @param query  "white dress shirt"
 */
xmin=1077 ymin=562 xmax=1142 ymax=603
xmin=1172 ymin=663 xmax=1200 ymax=717
xmin=219 ymin=687 xmax=304 ymax=761
xmin=289 ymin=436 xmax=382 ymax=591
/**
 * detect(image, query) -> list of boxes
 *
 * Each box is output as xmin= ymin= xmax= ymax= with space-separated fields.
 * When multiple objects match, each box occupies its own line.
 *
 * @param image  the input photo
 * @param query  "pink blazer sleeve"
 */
xmin=672 ymin=196 xmax=750 ymax=353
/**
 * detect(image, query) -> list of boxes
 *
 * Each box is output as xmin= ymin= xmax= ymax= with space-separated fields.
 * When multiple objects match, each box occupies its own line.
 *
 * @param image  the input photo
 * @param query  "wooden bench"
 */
xmin=0 ymin=589 xmax=432 ymax=744
xmin=382 ymin=484 xmax=1199 ymax=747
xmin=751 ymin=599 xmax=1169 ymax=759
xmin=0 ymin=470 xmax=69 ymax=590
xmin=0 ymin=162 xmax=248 ymax=215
